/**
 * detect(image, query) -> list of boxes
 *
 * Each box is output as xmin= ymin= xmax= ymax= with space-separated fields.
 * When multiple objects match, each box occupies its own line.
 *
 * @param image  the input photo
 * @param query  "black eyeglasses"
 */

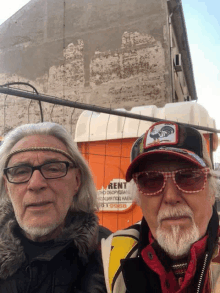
xmin=4 ymin=161 xmax=76 ymax=184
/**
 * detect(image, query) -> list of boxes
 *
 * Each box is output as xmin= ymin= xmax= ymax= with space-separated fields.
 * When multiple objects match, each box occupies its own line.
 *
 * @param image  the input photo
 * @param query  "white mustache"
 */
xmin=157 ymin=206 xmax=193 ymax=223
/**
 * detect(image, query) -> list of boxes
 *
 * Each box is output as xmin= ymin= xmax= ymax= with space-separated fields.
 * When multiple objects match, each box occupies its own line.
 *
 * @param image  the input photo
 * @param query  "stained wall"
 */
xmin=0 ymin=0 xmax=172 ymax=135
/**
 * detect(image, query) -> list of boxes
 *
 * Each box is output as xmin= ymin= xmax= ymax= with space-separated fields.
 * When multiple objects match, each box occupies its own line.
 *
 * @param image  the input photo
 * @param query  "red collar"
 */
xmin=141 ymin=231 xmax=208 ymax=292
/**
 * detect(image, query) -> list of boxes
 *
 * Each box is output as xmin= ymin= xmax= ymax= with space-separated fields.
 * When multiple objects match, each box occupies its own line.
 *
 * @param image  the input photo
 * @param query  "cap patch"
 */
xmin=144 ymin=122 xmax=178 ymax=150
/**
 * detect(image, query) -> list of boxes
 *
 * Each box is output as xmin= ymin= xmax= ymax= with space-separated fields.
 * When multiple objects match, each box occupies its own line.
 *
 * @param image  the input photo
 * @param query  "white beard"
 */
xmin=19 ymin=222 xmax=60 ymax=239
xmin=7 ymin=190 xmax=65 ymax=241
xmin=156 ymin=206 xmax=200 ymax=258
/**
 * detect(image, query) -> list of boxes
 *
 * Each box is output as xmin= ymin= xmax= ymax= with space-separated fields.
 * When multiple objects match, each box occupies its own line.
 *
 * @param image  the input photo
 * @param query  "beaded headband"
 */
xmin=5 ymin=147 xmax=76 ymax=167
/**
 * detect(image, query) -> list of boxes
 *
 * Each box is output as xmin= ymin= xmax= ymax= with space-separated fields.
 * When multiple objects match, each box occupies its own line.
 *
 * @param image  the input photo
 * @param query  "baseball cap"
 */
xmin=126 ymin=121 xmax=213 ymax=182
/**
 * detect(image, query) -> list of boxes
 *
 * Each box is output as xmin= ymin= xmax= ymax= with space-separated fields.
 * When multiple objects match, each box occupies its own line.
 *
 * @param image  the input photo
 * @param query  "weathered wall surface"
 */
xmin=0 ymin=0 xmax=172 ymax=136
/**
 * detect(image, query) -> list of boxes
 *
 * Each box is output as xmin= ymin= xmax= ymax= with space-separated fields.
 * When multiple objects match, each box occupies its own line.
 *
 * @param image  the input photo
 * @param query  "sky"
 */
xmin=181 ymin=0 xmax=220 ymax=160
xmin=0 ymin=1 xmax=219 ymax=143
xmin=182 ymin=0 xmax=220 ymax=129
xmin=0 ymin=0 xmax=30 ymax=25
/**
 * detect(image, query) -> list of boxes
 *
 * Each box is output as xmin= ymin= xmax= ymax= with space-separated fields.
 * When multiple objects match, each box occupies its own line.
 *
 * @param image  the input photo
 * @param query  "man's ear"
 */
xmin=210 ymin=192 xmax=216 ymax=206
xmin=209 ymin=184 xmax=216 ymax=206
xmin=3 ymin=175 xmax=9 ymax=196
xmin=74 ymin=169 xmax=81 ymax=194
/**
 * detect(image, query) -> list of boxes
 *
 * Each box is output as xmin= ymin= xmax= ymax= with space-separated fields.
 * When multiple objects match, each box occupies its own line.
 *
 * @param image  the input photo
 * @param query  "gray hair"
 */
xmin=128 ymin=180 xmax=139 ymax=204
xmin=0 ymin=122 xmax=99 ymax=213
xmin=209 ymin=169 xmax=220 ymax=201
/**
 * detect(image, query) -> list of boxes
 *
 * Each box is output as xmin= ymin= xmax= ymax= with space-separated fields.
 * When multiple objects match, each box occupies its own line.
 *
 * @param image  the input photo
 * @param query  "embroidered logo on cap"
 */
xmin=144 ymin=122 xmax=178 ymax=150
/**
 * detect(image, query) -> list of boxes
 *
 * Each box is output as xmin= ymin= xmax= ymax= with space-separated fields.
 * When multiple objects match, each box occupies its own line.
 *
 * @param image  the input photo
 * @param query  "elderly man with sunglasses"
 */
xmin=0 ymin=122 xmax=110 ymax=293
xmin=102 ymin=121 xmax=220 ymax=293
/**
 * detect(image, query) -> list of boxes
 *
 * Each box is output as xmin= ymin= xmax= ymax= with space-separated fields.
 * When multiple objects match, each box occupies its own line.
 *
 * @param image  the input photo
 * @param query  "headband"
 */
xmin=5 ymin=147 xmax=76 ymax=167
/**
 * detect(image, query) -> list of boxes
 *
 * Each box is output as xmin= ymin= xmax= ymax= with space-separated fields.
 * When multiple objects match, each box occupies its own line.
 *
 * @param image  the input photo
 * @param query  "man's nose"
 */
xmin=27 ymin=169 xmax=47 ymax=191
xmin=162 ymin=177 xmax=182 ymax=205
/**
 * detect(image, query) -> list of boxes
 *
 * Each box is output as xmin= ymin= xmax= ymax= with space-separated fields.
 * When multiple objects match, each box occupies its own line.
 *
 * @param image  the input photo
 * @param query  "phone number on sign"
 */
xmin=109 ymin=203 xmax=127 ymax=209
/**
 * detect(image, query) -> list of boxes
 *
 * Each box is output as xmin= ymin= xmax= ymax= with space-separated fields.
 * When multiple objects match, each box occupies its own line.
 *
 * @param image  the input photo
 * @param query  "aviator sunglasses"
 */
xmin=132 ymin=168 xmax=210 ymax=196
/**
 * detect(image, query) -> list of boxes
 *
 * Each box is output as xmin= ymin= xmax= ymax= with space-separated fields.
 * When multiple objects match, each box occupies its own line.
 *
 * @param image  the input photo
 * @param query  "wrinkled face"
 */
xmin=135 ymin=156 xmax=214 ymax=258
xmin=4 ymin=135 xmax=81 ymax=241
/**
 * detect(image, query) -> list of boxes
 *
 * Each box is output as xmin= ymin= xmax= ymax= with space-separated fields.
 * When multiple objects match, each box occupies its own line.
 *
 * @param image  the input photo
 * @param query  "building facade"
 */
xmin=0 ymin=0 xmax=197 ymax=135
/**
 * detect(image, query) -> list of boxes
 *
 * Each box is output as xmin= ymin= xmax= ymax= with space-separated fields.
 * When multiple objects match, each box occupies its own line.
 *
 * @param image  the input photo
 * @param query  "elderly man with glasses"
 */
xmin=0 ymin=122 xmax=110 ymax=293
xmin=102 ymin=121 xmax=220 ymax=293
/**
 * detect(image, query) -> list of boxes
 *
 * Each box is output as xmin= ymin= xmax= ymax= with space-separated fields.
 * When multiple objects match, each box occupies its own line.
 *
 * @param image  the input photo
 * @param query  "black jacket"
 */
xmin=0 ymin=200 xmax=110 ymax=293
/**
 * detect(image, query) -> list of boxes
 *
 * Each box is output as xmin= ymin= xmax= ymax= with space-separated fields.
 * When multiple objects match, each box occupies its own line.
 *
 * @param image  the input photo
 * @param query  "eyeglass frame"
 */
xmin=4 ymin=161 xmax=77 ymax=184
xmin=132 ymin=167 xmax=210 ymax=196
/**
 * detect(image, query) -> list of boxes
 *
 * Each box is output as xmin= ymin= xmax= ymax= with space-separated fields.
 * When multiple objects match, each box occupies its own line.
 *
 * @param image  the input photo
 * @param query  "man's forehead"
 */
xmin=6 ymin=135 xmax=74 ymax=166
xmin=11 ymin=134 xmax=67 ymax=152
xmin=7 ymin=147 xmax=75 ymax=165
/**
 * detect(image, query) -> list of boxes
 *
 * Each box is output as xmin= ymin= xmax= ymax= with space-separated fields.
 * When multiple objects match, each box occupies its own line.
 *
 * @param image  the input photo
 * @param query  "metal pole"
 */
xmin=0 ymin=86 xmax=219 ymax=133
xmin=2 ymin=83 xmax=44 ymax=122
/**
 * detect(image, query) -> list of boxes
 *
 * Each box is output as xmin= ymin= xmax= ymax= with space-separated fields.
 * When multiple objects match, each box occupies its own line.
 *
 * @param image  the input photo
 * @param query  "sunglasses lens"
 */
xmin=136 ymin=172 xmax=164 ymax=194
xmin=175 ymin=170 xmax=205 ymax=192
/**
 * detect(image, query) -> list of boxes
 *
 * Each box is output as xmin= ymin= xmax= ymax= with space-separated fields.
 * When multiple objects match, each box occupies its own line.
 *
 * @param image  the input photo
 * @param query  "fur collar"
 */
xmin=0 ymin=200 xmax=99 ymax=280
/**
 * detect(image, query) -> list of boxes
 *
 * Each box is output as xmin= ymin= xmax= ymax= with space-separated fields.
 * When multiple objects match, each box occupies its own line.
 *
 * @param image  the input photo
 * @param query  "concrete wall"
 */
xmin=0 ymin=0 xmax=173 ymax=136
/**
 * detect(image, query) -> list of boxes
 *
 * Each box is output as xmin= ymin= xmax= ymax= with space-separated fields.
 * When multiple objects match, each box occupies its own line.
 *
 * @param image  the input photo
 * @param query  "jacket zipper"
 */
xmin=196 ymin=253 xmax=208 ymax=293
